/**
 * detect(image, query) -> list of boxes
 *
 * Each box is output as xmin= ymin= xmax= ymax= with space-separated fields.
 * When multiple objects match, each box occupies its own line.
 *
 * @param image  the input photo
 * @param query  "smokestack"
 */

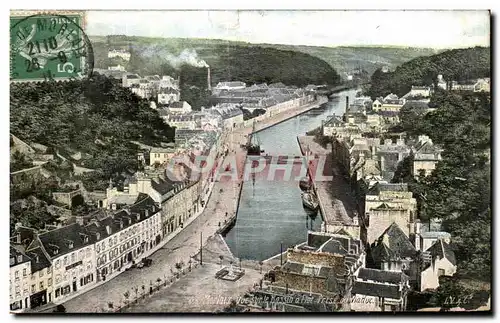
xmin=345 ymin=96 xmax=349 ymax=113
xmin=207 ymin=66 xmax=211 ymax=92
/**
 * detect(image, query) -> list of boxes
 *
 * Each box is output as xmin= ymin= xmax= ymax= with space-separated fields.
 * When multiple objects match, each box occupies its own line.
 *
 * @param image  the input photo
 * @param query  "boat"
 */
xmin=246 ymin=120 xmax=261 ymax=156
xmin=299 ymin=177 xmax=312 ymax=191
xmin=301 ymin=192 xmax=319 ymax=211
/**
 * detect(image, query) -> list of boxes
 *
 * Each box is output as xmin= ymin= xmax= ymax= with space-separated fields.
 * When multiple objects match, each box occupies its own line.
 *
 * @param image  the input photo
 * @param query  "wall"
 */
xmin=287 ymin=249 xmax=345 ymax=269
xmin=10 ymin=261 xmax=31 ymax=310
xmin=273 ymin=271 xmax=332 ymax=296
xmin=365 ymin=208 xmax=412 ymax=245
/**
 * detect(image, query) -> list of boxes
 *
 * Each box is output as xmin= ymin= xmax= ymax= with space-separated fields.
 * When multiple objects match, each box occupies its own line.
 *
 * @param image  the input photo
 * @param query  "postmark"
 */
xmin=10 ymin=11 xmax=94 ymax=82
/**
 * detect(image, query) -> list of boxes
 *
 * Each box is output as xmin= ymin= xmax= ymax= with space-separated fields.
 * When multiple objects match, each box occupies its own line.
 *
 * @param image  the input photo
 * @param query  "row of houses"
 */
xmin=10 ymin=194 xmax=162 ymax=311
xmin=252 ymin=218 xmax=456 ymax=312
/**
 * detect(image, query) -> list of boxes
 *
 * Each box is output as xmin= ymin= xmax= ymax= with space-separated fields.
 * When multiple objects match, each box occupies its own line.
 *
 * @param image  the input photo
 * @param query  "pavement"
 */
xmin=54 ymin=99 xmax=325 ymax=313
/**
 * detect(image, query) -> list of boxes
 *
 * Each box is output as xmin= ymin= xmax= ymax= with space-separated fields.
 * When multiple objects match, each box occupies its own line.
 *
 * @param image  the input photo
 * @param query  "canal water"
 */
xmin=224 ymin=89 xmax=359 ymax=261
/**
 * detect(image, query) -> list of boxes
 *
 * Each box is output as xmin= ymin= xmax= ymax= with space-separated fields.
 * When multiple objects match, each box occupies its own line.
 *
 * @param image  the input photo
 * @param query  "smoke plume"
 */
xmin=165 ymin=49 xmax=209 ymax=69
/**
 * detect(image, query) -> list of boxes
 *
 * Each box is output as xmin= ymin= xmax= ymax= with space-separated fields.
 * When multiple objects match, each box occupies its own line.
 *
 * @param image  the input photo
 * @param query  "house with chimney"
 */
xmin=372 ymin=94 xmax=405 ymax=113
xmin=158 ymin=87 xmax=181 ymax=105
xmin=26 ymin=223 xmax=97 ymax=304
xmin=85 ymin=195 xmax=162 ymax=283
xmin=210 ymin=103 xmax=244 ymax=130
xmin=412 ymin=222 xmax=457 ymax=291
xmin=362 ymin=183 xmax=417 ymax=246
xmin=351 ymin=268 xmax=410 ymax=311
xmin=410 ymin=135 xmax=443 ymax=179
xmin=262 ymin=230 xmax=366 ymax=311
xmin=402 ymin=86 xmax=432 ymax=99
xmin=212 ymin=81 xmax=246 ymax=95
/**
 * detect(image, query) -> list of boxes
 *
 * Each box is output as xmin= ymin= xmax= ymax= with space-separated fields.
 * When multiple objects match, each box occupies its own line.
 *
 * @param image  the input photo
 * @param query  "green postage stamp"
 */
xmin=10 ymin=11 xmax=94 ymax=81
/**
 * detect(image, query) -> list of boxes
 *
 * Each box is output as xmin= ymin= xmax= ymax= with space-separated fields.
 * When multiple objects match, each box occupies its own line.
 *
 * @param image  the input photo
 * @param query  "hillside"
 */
xmin=91 ymin=35 xmax=341 ymax=87
xmin=89 ymin=35 xmax=439 ymax=82
xmin=10 ymin=76 xmax=175 ymax=190
xmin=367 ymin=46 xmax=490 ymax=98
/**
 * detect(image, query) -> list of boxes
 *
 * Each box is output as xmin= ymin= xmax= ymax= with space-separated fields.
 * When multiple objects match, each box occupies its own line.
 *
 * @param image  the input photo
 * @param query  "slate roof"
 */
xmin=10 ymin=246 xmax=30 ymax=267
xmin=26 ymin=247 xmax=51 ymax=273
xmin=357 ymin=268 xmax=408 ymax=285
xmin=323 ymin=115 xmax=344 ymax=127
xmin=352 ymin=281 xmax=402 ymax=299
xmin=372 ymin=222 xmax=417 ymax=261
xmin=427 ymin=239 xmax=457 ymax=265
xmin=307 ymin=232 xmax=333 ymax=249
xmin=367 ymin=183 xmax=408 ymax=195
xmin=37 ymin=223 xmax=94 ymax=259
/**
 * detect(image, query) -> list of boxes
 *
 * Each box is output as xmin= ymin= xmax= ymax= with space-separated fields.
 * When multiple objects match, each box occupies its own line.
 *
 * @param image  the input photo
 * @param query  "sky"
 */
xmin=86 ymin=10 xmax=490 ymax=49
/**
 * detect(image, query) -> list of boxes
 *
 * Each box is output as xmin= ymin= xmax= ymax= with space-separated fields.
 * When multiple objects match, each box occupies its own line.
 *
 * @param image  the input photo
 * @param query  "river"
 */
xmin=224 ymin=89 xmax=359 ymax=261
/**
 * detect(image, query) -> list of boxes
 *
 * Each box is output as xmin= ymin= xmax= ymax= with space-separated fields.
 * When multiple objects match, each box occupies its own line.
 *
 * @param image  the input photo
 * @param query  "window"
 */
xmin=23 ymin=288 xmax=28 ymax=296
xmin=48 ymin=278 xmax=52 ymax=287
xmin=23 ymin=269 xmax=27 ymax=277
xmin=17 ymin=255 xmax=22 ymax=263
xmin=86 ymin=248 xmax=91 ymax=258
xmin=55 ymin=275 xmax=61 ymax=284
xmin=438 ymin=269 xmax=445 ymax=276
xmin=79 ymin=250 xmax=84 ymax=260
xmin=15 ymin=286 xmax=21 ymax=297
xmin=31 ymin=284 xmax=35 ymax=293
xmin=55 ymin=260 xmax=61 ymax=269
xmin=71 ymin=253 xmax=76 ymax=263
xmin=47 ymin=267 xmax=51 ymax=274
xmin=63 ymin=256 xmax=68 ymax=265
xmin=39 ymin=270 xmax=43 ymax=277
xmin=39 ymin=281 xmax=44 ymax=290
xmin=14 ymin=271 xmax=19 ymax=281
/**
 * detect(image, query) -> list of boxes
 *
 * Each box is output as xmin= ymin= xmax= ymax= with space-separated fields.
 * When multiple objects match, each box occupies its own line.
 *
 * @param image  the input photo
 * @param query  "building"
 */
xmin=210 ymin=104 xmax=244 ymax=130
xmin=265 ymin=231 xmax=366 ymax=311
xmin=419 ymin=238 xmax=457 ymax=291
xmin=25 ymin=247 xmax=53 ymax=309
xmin=10 ymin=246 xmax=32 ymax=311
xmin=436 ymin=75 xmax=447 ymax=90
xmin=163 ymin=114 xmax=197 ymax=130
xmin=108 ymin=49 xmax=131 ymax=61
xmin=149 ymin=147 xmax=177 ymax=166
xmin=322 ymin=114 xmax=345 ymax=137
xmin=377 ymin=138 xmax=411 ymax=181
xmin=108 ymin=64 xmax=126 ymax=72
xmin=167 ymin=101 xmax=192 ymax=115
xmin=362 ymin=183 xmax=417 ymax=245
xmin=402 ymin=86 xmax=432 ymax=99
xmin=86 ymin=195 xmax=162 ymax=283
xmin=351 ymin=268 xmax=410 ymax=311
xmin=411 ymin=135 xmax=443 ymax=179
xmin=130 ymin=79 xmax=155 ymax=99
xmin=372 ymin=95 xmax=406 ymax=113
xmin=158 ymin=88 xmax=180 ymax=105
xmin=27 ymin=223 xmax=97 ymax=304
xmin=122 ymin=73 xmax=142 ymax=88
xmin=213 ymin=81 xmax=246 ymax=94
xmin=474 ymin=78 xmax=490 ymax=92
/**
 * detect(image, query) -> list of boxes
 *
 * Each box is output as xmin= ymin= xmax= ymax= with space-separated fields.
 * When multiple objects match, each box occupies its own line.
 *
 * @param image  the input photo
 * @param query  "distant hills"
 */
xmin=367 ymin=46 xmax=490 ymax=98
xmin=89 ymin=35 xmax=441 ymax=83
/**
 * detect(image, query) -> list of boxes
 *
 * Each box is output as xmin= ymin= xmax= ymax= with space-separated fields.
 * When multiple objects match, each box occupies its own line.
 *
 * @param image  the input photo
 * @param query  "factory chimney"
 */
xmin=207 ymin=66 xmax=211 ymax=92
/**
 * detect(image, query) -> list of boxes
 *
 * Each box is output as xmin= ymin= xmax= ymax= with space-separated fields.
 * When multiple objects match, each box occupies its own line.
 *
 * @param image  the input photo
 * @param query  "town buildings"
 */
xmin=108 ymin=49 xmax=131 ymax=61
xmin=362 ymin=183 xmax=417 ymax=246
xmin=10 ymin=247 xmax=32 ymax=311
xmin=410 ymin=135 xmax=443 ymax=179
